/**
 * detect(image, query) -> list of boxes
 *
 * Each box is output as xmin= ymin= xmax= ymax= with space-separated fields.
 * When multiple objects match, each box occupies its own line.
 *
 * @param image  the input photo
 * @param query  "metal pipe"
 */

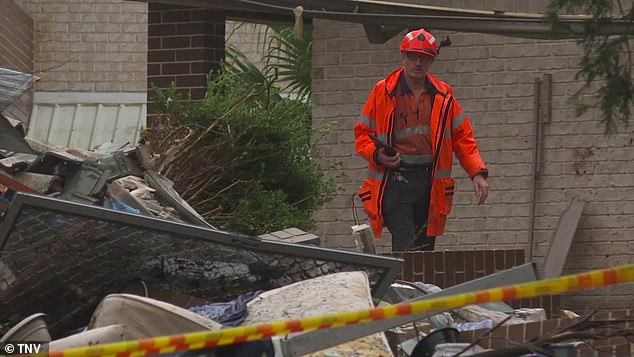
xmin=527 ymin=77 xmax=541 ymax=262
xmin=527 ymin=75 xmax=550 ymax=262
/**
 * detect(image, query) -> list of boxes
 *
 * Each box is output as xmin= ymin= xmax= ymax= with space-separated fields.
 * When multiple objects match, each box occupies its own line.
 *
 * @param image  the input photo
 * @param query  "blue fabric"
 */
xmin=189 ymin=290 xmax=263 ymax=327
xmin=103 ymin=197 xmax=141 ymax=214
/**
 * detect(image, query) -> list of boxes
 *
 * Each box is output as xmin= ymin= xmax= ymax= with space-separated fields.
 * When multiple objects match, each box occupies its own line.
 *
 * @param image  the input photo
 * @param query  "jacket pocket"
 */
xmin=431 ymin=177 xmax=455 ymax=216
xmin=358 ymin=180 xmax=376 ymax=219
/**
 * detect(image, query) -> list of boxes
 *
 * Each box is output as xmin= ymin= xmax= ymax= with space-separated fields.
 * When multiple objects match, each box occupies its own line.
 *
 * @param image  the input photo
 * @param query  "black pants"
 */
xmin=382 ymin=166 xmax=436 ymax=252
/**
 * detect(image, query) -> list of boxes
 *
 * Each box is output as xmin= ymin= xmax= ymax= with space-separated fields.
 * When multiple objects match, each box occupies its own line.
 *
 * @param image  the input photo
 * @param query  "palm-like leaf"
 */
xmin=264 ymin=27 xmax=312 ymax=100
xmin=223 ymin=45 xmax=273 ymax=91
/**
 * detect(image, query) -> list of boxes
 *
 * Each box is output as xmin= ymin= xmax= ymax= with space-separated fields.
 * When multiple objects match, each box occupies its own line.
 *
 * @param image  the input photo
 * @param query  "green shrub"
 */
xmin=149 ymin=72 xmax=334 ymax=235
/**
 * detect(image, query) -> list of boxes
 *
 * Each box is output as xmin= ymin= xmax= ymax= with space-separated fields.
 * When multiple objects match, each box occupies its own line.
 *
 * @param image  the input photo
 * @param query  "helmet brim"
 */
xmin=402 ymin=49 xmax=436 ymax=57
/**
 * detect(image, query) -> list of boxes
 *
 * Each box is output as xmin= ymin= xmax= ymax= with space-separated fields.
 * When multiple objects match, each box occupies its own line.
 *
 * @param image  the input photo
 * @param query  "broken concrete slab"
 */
xmin=258 ymin=227 xmax=319 ymax=245
xmin=0 ymin=171 xmax=39 ymax=193
xmin=11 ymin=172 xmax=59 ymax=193
xmin=0 ymin=153 xmax=38 ymax=173
xmin=0 ymin=114 xmax=36 ymax=155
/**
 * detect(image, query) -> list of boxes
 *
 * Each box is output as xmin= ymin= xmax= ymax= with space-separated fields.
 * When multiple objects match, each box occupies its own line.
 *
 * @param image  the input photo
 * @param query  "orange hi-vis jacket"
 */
xmin=354 ymin=68 xmax=487 ymax=238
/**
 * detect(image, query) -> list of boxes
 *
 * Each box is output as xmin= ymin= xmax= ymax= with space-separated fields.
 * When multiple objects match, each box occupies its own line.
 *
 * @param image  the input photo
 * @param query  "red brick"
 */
xmin=176 ymin=48 xmax=214 ymax=62
xmin=474 ymin=251 xmax=486 ymax=278
xmin=575 ymin=344 xmax=595 ymax=357
xmin=191 ymin=34 xmax=224 ymax=48
xmin=494 ymin=250 xmax=505 ymax=272
xmin=147 ymin=63 xmax=160 ymax=76
xmin=162 ymin=62 xmax=190 ymax=75
xmin=454 ymin=250 xmax=465 ymax=285
xmin=176 ymin=22 xmax=215 ymax=35
xmin=149 ymin=24 xmax=176 ymax=37
xmin=148 ymin=10 xmax=161 ymax=23
xmin=489 ymin=325 xmax=508 ymax=349
xmin=613 ymin=343 xmax=630 ymax=356
xmin=191 ymin=9 xmax=218 ymax=22
xmin=444 ymin=251 xmax=455 ymax=287
xmin=465 ymin=252 xmax=475 ymax=281
xmin=148 ymin=49 xmax=176 ymax=62
xmin=162 ymin=36 xmax=191 ymax=49
xmin=148 ymin=75 xmax=176 ymax=87
xmin=542 ymin=319 xmax=559 ymax=335
xmin=189 ymin=87 xmax=207 ymax=100
xmin=484 ymin=250 xmax=494 ymax=275
xmin=162 ymin=9 xmax=191 ymax=23
xmin=175 ymin=74 xmax=206 ymax=88
xmin=524 ymin=321 xmax=541 ymax=342
xmin=190 ymin=61 xmax=214 ymax=74
xmin=412 ymin=252 xmax=424 ymax=282
xmin=402 ymin=252 xmax=413 ymax=281
xmin=433 ymin=251 xmax=445 ymax=288
xmin=422 ymin=252 xmax=433 ymax=283
xmin=507 ymin=323 xmax=525 ymax=344
xmin=148 ymin=38 xmax=161 ymax=49
xmin=595 ymin=346 xmax=614 ymax=357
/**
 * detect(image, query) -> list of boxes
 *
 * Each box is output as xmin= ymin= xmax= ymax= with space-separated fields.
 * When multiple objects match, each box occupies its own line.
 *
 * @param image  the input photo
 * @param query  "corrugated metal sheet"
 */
xmin=0 ymin=67 xmax=37 ymax=112
xmin=27 ymin=92 xmax=146 ymax=150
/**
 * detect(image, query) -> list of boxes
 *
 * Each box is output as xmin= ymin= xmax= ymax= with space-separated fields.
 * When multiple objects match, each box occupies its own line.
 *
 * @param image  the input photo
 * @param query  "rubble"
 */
xmin=0 ymin=68 xmax=37 ymax=114
xmin=3 ymin=271 xmax=394 ymax=356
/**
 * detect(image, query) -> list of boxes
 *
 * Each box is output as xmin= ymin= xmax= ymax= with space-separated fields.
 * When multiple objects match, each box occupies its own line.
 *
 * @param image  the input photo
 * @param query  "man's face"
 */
xmin=401 ymin=51 xmax=434 ymax=80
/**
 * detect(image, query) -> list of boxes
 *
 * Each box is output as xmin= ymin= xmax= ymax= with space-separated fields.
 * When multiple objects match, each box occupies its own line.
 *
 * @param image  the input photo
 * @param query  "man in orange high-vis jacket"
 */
xmin=354 ymin=28 xmax=489 ymax=251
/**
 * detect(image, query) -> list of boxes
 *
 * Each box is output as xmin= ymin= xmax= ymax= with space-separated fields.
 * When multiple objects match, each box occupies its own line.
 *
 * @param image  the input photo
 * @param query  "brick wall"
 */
xmin=225 ymin=21 xmax=269 ymax=69
xmin=311 ymin=0 xmax=634 ymax=312
xmin=148 ymin=3 xmax=225 ymax=106
xmin=390 ymin=250 xmax=560 ymax=318
xmin=458 ymin=309 xmax=633 ymax=357
xmin=0 ymin=0 xmax=34 ymax=123
xmin=23 ymin=0 xmax=147 ymax=92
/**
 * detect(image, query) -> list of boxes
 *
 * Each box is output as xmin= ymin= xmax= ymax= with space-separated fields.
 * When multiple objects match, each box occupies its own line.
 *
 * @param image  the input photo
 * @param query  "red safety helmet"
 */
xmin=400 ymin=28 xmax=439 ymax=58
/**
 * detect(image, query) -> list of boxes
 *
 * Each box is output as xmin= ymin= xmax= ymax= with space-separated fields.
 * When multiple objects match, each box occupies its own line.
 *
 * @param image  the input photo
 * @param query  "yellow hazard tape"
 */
xmin=43 ymin=263 xmax=634 ymax=357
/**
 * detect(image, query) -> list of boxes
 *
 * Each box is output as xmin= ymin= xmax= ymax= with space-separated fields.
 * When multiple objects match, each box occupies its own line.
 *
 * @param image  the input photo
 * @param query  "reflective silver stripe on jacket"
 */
xmin=401 ymin=154 xmax=433 ymax=165
xmin=393 ymin=125 xmax=430 ymax=139
xmin=367 ymin=168 xmax=385 ymax=181
xmin=434 ymin=168 xmax=452 ymax=179
xmin=357 ymin=114 xmax=375 ymax=130
xmin=452 ymin=112 xmax=467 ymax=130
xmin=376 ymin=132 xmax=388 ymax=143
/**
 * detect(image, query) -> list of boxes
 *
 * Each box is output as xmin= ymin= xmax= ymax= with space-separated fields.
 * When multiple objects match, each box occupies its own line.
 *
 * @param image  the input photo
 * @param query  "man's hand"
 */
xmin=472 ymin=173 xmax=489 ymax=205
xmin=376 ymin=147 xmax=400 ymax=168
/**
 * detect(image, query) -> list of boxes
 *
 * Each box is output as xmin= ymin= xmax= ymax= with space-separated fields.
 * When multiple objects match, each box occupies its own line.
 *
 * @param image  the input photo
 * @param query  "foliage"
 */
xmin=223 ymin=45 xmax=280 ymax=103
xmin=547 ymin=0 xmax=634 ymax=133
xmin=224 ymin=25 xmax=312 ymax=101
xmin=147 ymin=71 xmax=334 ymax=235
xmin=264 ymin=26 xmax=313 ymax=100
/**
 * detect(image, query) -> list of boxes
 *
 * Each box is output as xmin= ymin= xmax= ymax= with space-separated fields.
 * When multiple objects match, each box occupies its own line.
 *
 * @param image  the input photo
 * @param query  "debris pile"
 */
xmin=0 ymin=113 xmax=213 ymax=229
xmin=2 ymin=271 xmax=395 ymax=356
